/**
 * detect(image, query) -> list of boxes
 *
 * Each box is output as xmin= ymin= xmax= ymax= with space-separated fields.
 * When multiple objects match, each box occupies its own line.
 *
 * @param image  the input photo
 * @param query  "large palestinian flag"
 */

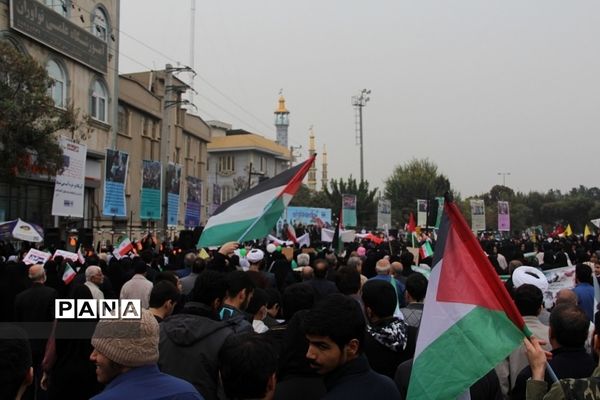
xmin=407 ymin=199 xmax=528 ymax=399
xmin=198 ymin=155 xmax=315 ymax=247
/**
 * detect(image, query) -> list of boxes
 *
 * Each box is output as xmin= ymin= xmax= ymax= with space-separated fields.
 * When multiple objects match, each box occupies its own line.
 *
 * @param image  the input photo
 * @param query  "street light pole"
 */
xmin=497 ymin=172 xmax=511 ymax=186
xmin=352 ymin=89 xmax=371 ymax=183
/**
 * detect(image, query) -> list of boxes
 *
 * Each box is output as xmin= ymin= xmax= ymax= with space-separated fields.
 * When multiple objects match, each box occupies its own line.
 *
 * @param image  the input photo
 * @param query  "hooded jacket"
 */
xmin=158 ymin=302 xmax=235 ymax=400
xmin=364 ymin=317 xmax=408 ymax=378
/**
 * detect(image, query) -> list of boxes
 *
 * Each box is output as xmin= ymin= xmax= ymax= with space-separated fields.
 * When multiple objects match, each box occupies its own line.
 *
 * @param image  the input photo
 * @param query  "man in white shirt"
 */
xmin=85 ymin=266 xmax=105 ymax=300
xmin=120 ymin=260 xmax=153 ymax=309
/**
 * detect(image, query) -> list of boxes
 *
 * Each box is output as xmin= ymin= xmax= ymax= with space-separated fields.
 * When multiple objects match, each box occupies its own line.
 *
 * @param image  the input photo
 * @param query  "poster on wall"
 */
xmin=498 ymin=201 xmax=510 ymax=232
xmin=286 ymin=207 xmax=332 ymax=226
xmin=417 ymin=199 xmax=428 ymax=227
xmin=52 ymin=138 xmax=86 ymax=218
xmin=102 ymin=149 xmax=129 ymax=217
xmin=140 ymin=160 xmax=162 ymax=220
xmin=470 ymin=199 xmax=486 ymax=232
xmin=377 ymin=199 xmax=391 ymax=229
xmin=341 ymin=194 xmax=357 ymax=227
xmin=185 ymin=176 xmax=202 ymax=228
xmin=434 ymin=196 xmax=444 ymax=229
xmin=166 ymin=163 xmax=181 ymax=227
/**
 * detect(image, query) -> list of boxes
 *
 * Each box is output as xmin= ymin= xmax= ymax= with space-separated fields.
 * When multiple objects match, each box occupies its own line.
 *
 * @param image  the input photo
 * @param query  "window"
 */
xmin=141 ymin=117 xmax=151 ymax=136
xmin=259 ymin=156 xmax=266 ymax=173
xmin=90 ymin=79 xmax=108 ymax=122
xmin=92 ymin=7 xmax=108 ymax=42
xmin=186 ymin=135 xmax=191 ymax=158
xmin=117 ymin=105 xmax=128 ymax=134
xmin=45 ymin=0 xmax=69 ymax=17
xmin=46 ymin=59 xmax=66 ymax=108
xmin=218 ymin=156 xmax=234 ymax=173
xmin=222 ymin=186 xmax=233 ymax=202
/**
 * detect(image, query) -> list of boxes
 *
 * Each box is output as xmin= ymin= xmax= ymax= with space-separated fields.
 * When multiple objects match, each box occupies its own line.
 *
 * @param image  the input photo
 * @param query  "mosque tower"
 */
xmin=274 ymin=91 xmax=289 ymax=147
xmin=321 ymin=144 xmax=328 ymax=190
xmin=307 ymin=126 xmax=317 ymax=191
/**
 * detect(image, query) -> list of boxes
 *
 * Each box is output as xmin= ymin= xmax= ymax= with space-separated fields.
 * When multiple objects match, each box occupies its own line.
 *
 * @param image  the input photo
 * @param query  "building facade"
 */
xmin=0 ymin=0 xmax=119 ymax=247
xmin=106 ymin=69 xmax=211 ymax=242
xmin=0 ymin=1 xmax=212 ymax=246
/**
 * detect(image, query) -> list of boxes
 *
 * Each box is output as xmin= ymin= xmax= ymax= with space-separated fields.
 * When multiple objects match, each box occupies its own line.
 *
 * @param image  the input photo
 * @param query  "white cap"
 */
xmin=513 ymin=266 xmax=548 ymax=292
xmin=247 ymin=249 xmax=265 ymax=263
xmin=266 ymin=243 xmax=277 ymax=254
xmin=239 ymin=258 xmax=250 ymax=271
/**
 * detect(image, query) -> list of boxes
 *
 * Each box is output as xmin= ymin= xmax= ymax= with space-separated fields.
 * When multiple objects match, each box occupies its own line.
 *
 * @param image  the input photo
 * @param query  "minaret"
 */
xmin=274 ymin=90 xmax=289 ymax=147
xmin=307 ymin=126 xmax=317 ymax=191
xmin=321 ymin=144 xmax=328 ymax=190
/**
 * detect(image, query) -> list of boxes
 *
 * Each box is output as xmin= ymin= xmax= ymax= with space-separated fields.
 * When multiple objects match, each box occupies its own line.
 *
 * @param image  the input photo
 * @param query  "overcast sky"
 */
xmin=119 ymin=0 xmax=600 ymax=198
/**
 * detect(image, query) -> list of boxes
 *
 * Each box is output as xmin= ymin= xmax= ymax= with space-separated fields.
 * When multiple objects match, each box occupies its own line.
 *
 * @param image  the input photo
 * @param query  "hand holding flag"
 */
xmin=407 ymin=195 xmax=529 ymax=399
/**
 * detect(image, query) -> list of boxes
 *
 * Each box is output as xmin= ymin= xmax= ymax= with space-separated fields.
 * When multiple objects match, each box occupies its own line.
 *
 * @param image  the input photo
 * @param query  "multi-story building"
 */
xmin=0 ymin=1 xmax=211 ymax=245
xmin=0 ymin=0 xmax=120 ymax=246
xmin=119 ymin=69 xmax=211 ymax=240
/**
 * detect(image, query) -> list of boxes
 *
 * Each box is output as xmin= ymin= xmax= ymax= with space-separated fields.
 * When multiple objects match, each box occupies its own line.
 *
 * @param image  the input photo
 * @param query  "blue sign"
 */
xmin=102 ymin=149 xmax=128 ymax=217
xmin=286 ymin=207 xmax=332 ymax=226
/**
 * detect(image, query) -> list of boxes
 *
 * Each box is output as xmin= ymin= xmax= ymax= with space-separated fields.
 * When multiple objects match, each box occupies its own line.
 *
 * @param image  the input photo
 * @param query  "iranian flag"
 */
xmin=407 ymin=199 xmax=528 ymax=399
xmin=285 ymin=223 xmax=297 ymax=243
xmin=419 ymin=241 xmax=434 ymax=259
xmin=62 ymin=263 xmax=77 ymax=285
xmin=113 ymin=237 xmax=133 ymax=259
xmin=198 ymin=155 xmax=315 ymax=247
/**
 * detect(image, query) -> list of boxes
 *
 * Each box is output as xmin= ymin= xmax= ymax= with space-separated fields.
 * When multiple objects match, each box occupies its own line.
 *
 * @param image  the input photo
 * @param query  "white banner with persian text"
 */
xmin=51 ymin=138 xmax=87 ymax=218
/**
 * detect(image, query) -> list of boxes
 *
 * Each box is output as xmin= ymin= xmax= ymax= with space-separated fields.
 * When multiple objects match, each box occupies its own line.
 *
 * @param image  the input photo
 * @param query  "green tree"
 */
xmin=324 ymin=176 xmax=379 ymax=228
xmin=384 ymin=158 xmax=452 ymax=226
xmin=0 ymin=41 xmax=77 ymax=181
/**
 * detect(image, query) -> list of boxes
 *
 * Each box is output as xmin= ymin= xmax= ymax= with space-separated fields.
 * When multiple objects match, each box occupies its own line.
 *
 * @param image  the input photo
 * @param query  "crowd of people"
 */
xmin=2 ymin=227 xmax=600 ymax=399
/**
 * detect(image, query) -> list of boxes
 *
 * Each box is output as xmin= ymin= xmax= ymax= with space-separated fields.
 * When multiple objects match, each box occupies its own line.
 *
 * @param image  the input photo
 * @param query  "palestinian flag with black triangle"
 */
xmin=198 ymin=155 xmax=315 ymax=247
xmin=407 ymin=199 xmax=529 ymax=400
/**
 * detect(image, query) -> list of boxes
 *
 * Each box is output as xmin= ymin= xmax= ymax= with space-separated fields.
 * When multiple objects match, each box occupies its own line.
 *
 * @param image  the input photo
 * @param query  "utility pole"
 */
xmin=159 ymin=64 xmax=196 ymax=242
xmin=160 ymin=65 xmax=173 ymax=242
xmin=352 ymin=89 xmax=371 ymax=183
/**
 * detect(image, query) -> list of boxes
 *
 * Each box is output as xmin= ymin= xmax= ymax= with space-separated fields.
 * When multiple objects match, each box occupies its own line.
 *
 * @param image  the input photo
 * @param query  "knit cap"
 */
xmin=91 ymin=309 xmax=159 ymax=367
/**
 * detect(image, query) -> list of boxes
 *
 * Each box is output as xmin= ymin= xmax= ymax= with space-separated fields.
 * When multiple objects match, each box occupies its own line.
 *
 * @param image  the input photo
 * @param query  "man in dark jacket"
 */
xmin=270 ymin=284 xmax=326 ymax=400
xmin=219 ymin=333 xmax=278 ymax=400
xmin=218 ymin=271 xmax=255 ymax=333
xmin=362 ymin=279 xmax=408 ymax=378
xmin=511 ymin=303 xmax=597 ymax=400
xmin=14 ymin=263 xmax=58 ymax=400
xmin=305 ymin=259 xmax=338 ymax=301
xmin=159 ymin=270 xmax=235 ymax=400
xmin=304 ymin=293 xmax=400 ymax=399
